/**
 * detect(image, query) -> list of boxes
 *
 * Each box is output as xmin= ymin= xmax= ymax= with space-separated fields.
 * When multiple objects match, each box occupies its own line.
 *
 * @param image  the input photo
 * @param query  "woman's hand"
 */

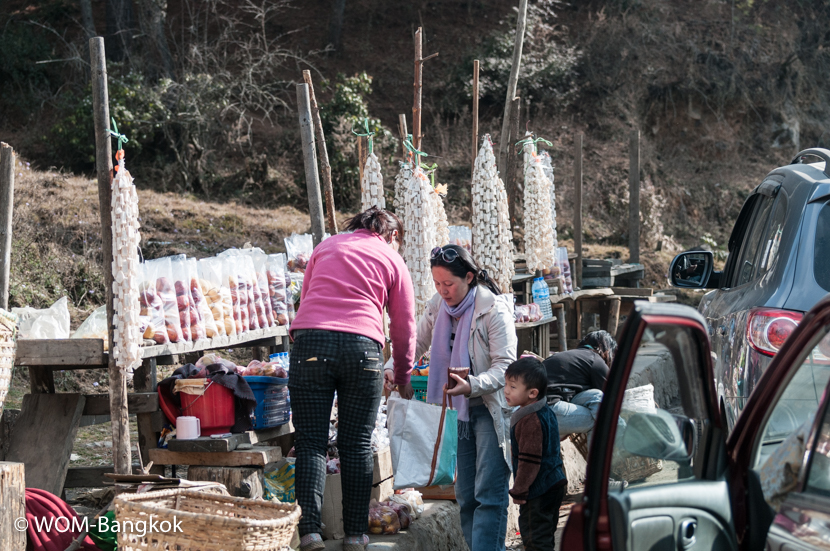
xmin=384 ymin=369 xmax=396 ymax=392
xmin=446 ymin=374 xmax=472 ymax=397
xmin=512 ymin=497 xmax=526 ymax=506
xmin=384 ymin=370 xmax=414 ymax=400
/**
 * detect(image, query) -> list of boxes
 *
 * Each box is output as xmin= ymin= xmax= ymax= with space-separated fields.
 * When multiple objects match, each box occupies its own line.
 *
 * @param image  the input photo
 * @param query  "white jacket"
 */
xmin=385 ymin=286 xmax=517 ymax=468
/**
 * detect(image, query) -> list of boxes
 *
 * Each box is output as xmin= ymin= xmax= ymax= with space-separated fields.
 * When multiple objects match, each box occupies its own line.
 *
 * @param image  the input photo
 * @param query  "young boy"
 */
xmin=504 ymin=356 xmax=567 ymax=551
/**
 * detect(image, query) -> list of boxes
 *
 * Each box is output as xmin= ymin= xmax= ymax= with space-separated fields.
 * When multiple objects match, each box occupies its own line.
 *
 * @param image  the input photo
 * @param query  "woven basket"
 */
xmin=114 ymin=489 xmax=301 ymax=550
xmin=568 ymin=432 xmax=663 ymax=483
xmin=0 ymin=311 xmax=18 ymax=415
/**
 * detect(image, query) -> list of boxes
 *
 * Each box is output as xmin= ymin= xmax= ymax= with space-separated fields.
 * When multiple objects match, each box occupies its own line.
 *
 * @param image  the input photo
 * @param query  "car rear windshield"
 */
xmin=817 ymin=202 xmax=830 ymax=291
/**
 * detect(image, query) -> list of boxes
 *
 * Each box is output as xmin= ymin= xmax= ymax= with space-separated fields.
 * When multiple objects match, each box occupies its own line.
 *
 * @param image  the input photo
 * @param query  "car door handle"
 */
xmin=680 ymin=519 xmax=697 ymax=549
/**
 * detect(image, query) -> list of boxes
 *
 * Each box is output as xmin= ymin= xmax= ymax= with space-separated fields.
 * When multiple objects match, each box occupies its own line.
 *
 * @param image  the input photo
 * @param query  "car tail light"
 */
xmin=748 ymin=308 xmax=804 ymax=356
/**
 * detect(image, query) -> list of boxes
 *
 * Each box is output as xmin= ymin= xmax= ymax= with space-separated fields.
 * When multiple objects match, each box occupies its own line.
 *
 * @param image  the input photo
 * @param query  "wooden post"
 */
xmin=398 ymin=114 xmax=408 ymax=159
xmin=90 ymin=36 xmax=131 ymax=475
xmin=574 ymin=133 xmax=583 ymax=289
xmin=0 ymin=143 xmax=14 ymax=310
xmin=133 ymin=358 xmax=164 ymax=475
xmin=506 ymin=96 xmax=522 ymax=232
xmin=413 ymin=27 xmax=423 ymax=150
xmin=472 ymin=59 xmax=480 ymax=175
xmin=297 ymin=83 xmax=326 ymax=247
xmin=0 ymin=461 xmax=25 ymax=549
xmin=357 ymin=137 xmax=364 ymax=194
xmin=497 ymin=0 xmax=529 ymax=177
xmin=629 ymin=130 xmax=640 ymax=264
xmin=302 ymin=70 xmax=337 ymax=234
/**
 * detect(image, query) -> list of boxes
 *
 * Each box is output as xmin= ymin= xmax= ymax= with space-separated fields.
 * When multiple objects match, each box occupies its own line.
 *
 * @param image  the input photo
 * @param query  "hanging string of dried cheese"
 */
xmin=402 ymin=163 xmax=439 ymax=318
xmin=393 ymin=160 xmax=413 ymax=249
xmin=471 ymin=135 xmax=514 ymax=293
xmin=539 ymin=150 xmax=559 ymax=265
xmin=111 ymin=156 xmax=142 ymax=372
xmin=522 ymin=133 xmax=557 ymax=273
xmin=361 ymin=152 xmax=386 ymax=211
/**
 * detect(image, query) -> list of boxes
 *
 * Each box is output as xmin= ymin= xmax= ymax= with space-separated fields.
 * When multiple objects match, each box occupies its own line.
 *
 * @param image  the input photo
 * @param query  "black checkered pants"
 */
xmin=289 ymin=329 xmax=384 ymax=537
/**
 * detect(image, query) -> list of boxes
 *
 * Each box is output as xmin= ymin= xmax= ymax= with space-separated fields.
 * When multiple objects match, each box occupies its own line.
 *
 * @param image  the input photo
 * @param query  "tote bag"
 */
xmin=387 ymin=390 xmax=457 ymax=489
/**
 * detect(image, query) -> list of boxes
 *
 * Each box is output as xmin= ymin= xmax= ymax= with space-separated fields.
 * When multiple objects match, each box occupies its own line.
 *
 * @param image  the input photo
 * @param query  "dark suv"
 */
xmin=670 ymin=147 xmax=830 ymax=431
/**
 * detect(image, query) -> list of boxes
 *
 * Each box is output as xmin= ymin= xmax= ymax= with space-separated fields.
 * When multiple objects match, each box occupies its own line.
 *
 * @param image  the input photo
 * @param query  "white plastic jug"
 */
xmin=177 ymin=416 xmax=201 ymax=440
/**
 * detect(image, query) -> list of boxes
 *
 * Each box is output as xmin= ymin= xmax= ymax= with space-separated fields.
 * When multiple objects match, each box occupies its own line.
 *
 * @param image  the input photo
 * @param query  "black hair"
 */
xmin=344 ymin=206 xmax=404 ymax=246
xmin=429 ymin=244 xmax=501 ymax=295
xmin=505 ymin=357 xmax=548 ymax=400
xmin=578 ymin=330 xmax=618 ymax=368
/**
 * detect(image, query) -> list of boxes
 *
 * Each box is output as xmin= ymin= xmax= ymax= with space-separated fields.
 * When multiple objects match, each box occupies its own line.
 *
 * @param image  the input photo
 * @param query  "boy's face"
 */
xmin=504 ymin=376 xmax=539 ymax=407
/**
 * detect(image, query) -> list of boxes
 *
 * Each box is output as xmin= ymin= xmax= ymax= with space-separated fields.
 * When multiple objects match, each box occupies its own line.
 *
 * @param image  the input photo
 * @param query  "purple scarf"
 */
xmin=428 ymin=286 xmax=477 ymax=422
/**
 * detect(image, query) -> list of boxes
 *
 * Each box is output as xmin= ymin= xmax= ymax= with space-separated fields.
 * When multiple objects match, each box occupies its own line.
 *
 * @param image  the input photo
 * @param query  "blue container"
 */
xmin=244 ymin=376 xmax=290 ymax=429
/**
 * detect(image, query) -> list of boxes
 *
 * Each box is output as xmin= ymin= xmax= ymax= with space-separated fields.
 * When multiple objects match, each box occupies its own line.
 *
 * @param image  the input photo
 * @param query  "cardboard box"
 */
xmin=321 ymin=447 xmax=393 ymax=541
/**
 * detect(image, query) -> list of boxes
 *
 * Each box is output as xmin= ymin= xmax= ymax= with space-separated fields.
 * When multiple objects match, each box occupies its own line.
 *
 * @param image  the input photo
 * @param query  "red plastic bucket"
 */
xmin=161 ymin=379 xmax=236 ymax=436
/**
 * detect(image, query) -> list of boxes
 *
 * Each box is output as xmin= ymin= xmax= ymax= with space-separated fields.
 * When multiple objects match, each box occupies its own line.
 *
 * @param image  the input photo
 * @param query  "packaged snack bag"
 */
xmin=221 ymin=254 xmax=247 ymax=334
xmin=285 ymin=233 xmax=313 ymax=273
xmin=141 ymin=257 xmax=183 ymax=343
xmin=170 ymin=255 xmax=200 ymax=342
xmin=266 ymin=253 xmax=289 ymax=326
xmin=197 ymin=257 xmax=233 ymax=337
xmin=187 ymin=258 xmax=218 ymax=339
xmin=250 ymin=250 xmax=276 ymax=327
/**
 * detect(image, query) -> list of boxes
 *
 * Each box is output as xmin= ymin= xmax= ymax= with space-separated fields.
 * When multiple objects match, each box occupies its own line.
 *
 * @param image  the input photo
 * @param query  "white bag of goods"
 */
xmin=622 ymin=384 xmax=656 ymax=416
xmin=471 ymin=135 xmax=514 ymax=293
xmin=14 ymin=296 xmax=70 ymax=340
xmin=285 ymin=233 xmax=313 ymax=273
xmin=71 ymin=305 xmax=109 ymax=349
xmin=265 ymin=253 xmax=290 ymax=327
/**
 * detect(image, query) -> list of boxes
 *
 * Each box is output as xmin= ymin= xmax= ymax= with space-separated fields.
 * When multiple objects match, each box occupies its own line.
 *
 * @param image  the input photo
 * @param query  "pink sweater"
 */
xmin=290 ymin=230 xmax=417 ymax=385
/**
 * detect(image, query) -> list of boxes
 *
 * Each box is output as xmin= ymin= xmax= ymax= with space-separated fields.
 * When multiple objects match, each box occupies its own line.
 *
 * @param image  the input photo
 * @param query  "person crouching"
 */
xmin=504 ymin=357 xmax=567 ymax=551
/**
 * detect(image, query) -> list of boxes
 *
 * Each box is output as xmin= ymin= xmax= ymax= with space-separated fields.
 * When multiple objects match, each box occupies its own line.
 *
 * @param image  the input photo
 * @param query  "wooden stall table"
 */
xmin=515 ymin=314 xmax=559 ymax=358
xmin=4 ymin=325 xmax=290 ymax=495
xmin=551 ymin=289 xmax=621 ymax=351
xmin=612 ymin=287 xmax=677 ymax=336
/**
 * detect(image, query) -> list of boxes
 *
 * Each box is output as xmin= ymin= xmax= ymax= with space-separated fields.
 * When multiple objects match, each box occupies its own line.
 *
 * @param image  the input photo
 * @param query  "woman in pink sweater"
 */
xmin=289 ymin=207 xmax=416 ymax=551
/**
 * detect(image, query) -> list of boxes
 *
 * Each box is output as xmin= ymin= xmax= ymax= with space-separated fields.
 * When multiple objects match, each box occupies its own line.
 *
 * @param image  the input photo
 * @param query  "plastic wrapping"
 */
xmin=514 ymin=303 xmax=543 ymax=323
xmin=222 ymin=255 xmax=247 ymax=334
xmin=265 ymin=253 xmax=290 ymax=327
xmin=197 ymin=257 xmax=233 ymax=337
xmin=368 ymin=505 xmax=401 ymax=535
xmin=250 ymin=250 xmax=276 ymax=328
xmin=170 ymin=255 xmax=203 ymax=342
xmin=263 ymin=458 xmax=295 ymax=502
xmin=448 ymin=226 xmax=472 ymax=252
xmin=187 ymin=258 xmax=218 ymax=339
xmin=14 ymin=297 xmax=71 ymax=340
xmin=390 ymin=491 xmax=424 ymax=519
xmin=285 ymin=233 xmax=313 ymax=273
xmin=71 ymin=305 xmax=108 ymax=349
xmin=380 ymin=501 xmax=411 ymax=529
xmin=558 ymin=246 xmax=574 ymax=294
xmin=239 ymin=360 xmax=287 ymax=378
xmin=141 ymin=257 xmax=182 ymax=343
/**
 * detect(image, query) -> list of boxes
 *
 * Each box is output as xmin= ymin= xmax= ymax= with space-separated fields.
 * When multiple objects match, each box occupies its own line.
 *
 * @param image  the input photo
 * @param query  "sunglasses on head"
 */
xmin=431 ymin=246 xmax=459 ymax=263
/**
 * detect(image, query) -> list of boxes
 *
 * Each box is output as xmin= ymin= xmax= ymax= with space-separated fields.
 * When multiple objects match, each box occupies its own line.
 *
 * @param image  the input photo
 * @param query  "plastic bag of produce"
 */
xmin=71 ymin=305 xmax=109 ymax=349
xmin=221 ymin=255 xmax=247 ymax=334
xmin=186 ymin=258 xmax=217 ymax=339
xmin=263 ymin=458 xmax=296 ymax=502
xmin=285 ymin=233 xmax=313 ymax=273
xmin=141 ymin=257 xmax=182 ymax=343
xmin=391 ymin=491 xmax=424 ymax=519
xmin=170 ymin=255 xmax=201 ymax=342
xmin=14 ymin=296 xmax=71 ymax=340
xmin=368 ymin=505 xmax=401 ymax=535
xmin=380 ymin=501 xmax=411 ymax=529
xmin=240 ymin=255 xmax=265 ymax=330
xmin=265 ymin=253 xmax=289 ymax=326
xmin=250 ymin=250 xmax=276 ymax=327
xmin=448 ymin=226 xmax=472 ymax=252
xmin=197 ymin=257 xmax=232 ymax=337
xmin=238 ymin=256 xmax=260 ymax=331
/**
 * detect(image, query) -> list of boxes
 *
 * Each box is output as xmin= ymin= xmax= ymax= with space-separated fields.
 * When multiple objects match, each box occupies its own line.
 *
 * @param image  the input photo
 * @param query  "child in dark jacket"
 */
xmin=505 ymin=357 xmax=567 ymax=551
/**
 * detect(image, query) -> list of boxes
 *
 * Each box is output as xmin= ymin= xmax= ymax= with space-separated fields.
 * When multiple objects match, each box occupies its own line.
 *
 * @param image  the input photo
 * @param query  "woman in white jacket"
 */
xmin=385 ymin=244 xmax=517 ymax=551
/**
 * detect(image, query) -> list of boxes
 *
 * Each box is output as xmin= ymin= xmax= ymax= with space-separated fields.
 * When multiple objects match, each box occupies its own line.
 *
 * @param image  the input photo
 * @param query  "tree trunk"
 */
xmin=135 ymin=0 xmax=174 ymax=79
xmin=328 ymin=0 xmax=347 ymax=51
xmin=105 ymin=0 xmax=134 ymax=62
xmin=79 ymin=0 xmax=96 ymax=38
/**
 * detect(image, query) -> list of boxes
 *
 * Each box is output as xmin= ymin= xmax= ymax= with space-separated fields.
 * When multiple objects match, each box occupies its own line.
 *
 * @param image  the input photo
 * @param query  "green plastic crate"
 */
xmin=411 ymin=375 xmax=428 ymax=402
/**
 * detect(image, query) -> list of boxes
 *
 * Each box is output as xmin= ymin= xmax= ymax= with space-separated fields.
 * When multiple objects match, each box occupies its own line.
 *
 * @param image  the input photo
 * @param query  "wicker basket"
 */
xmin=0 ymin=310 xmax=18 ymax=415
xmin=568 ymin=432 xmax=663 ymax=483
xmin=114 ymin=489 xmax=301 ymax=550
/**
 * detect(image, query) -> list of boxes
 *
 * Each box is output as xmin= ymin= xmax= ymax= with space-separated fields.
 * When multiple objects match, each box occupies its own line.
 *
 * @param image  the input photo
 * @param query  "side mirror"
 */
xmin=622 ymin=410 xmax=696 ymax=462
xmin=669 ymin=251 xmax=716 ymax=288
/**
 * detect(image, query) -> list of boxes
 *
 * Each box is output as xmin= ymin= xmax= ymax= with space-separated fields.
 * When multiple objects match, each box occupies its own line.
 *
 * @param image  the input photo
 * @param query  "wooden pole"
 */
xmin=0 ymin=143 xmax=15 ymax=310
xmin=302 ymin=71 xmax=337 ymax=234
xmin=574 ymin=133 xmax=583 ymax=289
xmin=497 ymin=0 xmax=529 ymax=177
xmin=506 ymin=96 xmax=522 ymax=233
xmin=472 ymin=59 xmax=480 ymax=175
xmin=0 ymin=461 xmax=25 ymax=549
xmin=413 ymin=27 xmax=423 ymax=150
xmin=90 ymin=36 xmax=131 ymax=475
xmin=629 ymin=130 xmax=640 ymax=264
xmin=357 ymin=136 xmax=367 ymax=195
xmin=398 ymin=114 xmax=408 ymax=159
xmin=297 ymin=83 xmax=326 ymax=247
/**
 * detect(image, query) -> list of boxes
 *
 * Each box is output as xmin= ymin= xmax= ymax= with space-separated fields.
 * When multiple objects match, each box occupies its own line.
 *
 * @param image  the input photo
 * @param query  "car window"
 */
xmin=735 ymin=196 xmax=774 ymax=286
xmin=816 ymin=202 xmax=830 ymax=292
xmin=724 ymin=195 xmax=760 ymax=287
xmin=752 ymin=330 xmax=830 ymax=473
xmin=608 ymin=323 xmax=710 ymax=492
xmin=756 ymin=194 xmax=788 ymax=280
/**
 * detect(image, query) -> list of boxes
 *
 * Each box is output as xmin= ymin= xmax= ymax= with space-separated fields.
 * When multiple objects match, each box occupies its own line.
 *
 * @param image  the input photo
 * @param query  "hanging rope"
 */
xmin=515 ymin=135 xmax=553 ymax=154
xmin=106 ymin=118 xmax=129 ymax=151
xmin=403 ymin=134 xmax=428 ymax=168
xmin=351 ymin=118 xmax=376 ymax=155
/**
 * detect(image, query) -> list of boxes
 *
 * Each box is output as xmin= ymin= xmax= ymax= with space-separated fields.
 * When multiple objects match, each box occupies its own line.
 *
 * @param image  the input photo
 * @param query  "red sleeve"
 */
xmin=509 ymin=414 xmax=543 ymax=501
xmin=387 ymin=255 xmax=416 ymax=385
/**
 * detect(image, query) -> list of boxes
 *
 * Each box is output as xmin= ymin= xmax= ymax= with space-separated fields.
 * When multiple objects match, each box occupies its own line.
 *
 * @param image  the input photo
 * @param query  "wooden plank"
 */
xmin=82 ymin=392 xmax=158 ymax=416
xmin=413 ymin=28 xmax=423 ymax=150
xmin=15 ymin=339 xmax=105 ymax=366
xmin=611 ymin=287 xmax=653 ymax=296
xmin=297 ymin=83 xmax=326 ymax=247
xmin=187 ymin=466 xmax=263 ymax=499
xmin=472 ymin=59 xmax=479 ymax=176
xmin=302 ymin=70 xmax=337 ymax=235
xmin=28 ymin=367 xmax=55 ymax=394
xmin=629 ymin=129 xmax=640 ymax=264
xmin=0 ymin=462 xmax=26 ymax=549
xmin=167 ymin=423 xmax=294 ymax=453
xmin=148 ymin=446 xmax=282 ymax=467
xmin=574 ymin=133 xmax=583 ymax=288
xmin=6 ymin=393 xmax=86 ymax=494
xmin=0 ymin=409 xmax=20 ymax=460
xmin=139 ymin=326 xmax=287 ymax=359
xmin=0 ymin=143 xmax=15 ymax=309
